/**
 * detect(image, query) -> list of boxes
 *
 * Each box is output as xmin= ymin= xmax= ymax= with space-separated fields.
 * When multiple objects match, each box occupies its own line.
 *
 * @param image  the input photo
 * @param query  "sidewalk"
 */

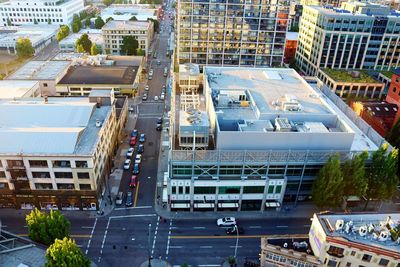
xmin=140 ymin=259 xmax=171 ymax=267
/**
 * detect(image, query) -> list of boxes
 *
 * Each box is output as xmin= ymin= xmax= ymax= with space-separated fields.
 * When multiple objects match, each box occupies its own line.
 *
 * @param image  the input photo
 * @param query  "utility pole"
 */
xmin=148 ymin=223 xmax=152 ymax=267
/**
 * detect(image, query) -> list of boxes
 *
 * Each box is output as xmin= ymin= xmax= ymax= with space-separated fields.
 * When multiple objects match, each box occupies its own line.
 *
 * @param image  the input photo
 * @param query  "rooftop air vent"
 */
xmin=95 ymin=120 xmax=102 ymax=127
xmin=335 ymin=220 xmax=344 ymax=231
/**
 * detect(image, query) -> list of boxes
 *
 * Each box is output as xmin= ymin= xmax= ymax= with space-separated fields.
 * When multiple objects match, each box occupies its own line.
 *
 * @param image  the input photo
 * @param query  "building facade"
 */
xmin=102 ymin=20 xmax=153 ymax=55
xmin=0 ymin=0 xmax=84 ymax=26
xmin=284 ymin=32 xmax=298 ymax=64
xmin=176 ymin=0 xmax=290 ymax=68
xmin=296 ymin=2 xmax=400 ymax=76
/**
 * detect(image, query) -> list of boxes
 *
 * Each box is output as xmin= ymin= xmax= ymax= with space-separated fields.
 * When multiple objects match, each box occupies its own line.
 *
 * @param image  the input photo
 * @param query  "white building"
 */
xmin=100 ymin=4 xmax=159 ymax=22
xmin=0 ymin=25 xmax=58 ymax=55
xmin=309 ymin=212 xmax=400 ymax=266
xmin=166 ymin=67 xmax=383 ymax=212
xmin=0 ymin=80 xmax=40 ymax=98
xmin=59 ymin=29 xmax=104 ymax=53
xmin=0 ymin=0 xmax=85 ymax=26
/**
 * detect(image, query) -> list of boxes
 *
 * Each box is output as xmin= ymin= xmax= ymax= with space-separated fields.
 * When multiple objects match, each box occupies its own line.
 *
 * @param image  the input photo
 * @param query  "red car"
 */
xmin=130 ymin=137 xmax=137 ymax=146
xmin=129 ymin=175 xmax=137 ymax=188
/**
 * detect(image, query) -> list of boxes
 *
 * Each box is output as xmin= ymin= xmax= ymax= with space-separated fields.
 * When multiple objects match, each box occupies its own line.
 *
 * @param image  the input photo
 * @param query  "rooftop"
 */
xmin=7 ymin=60 xmax=70 ymax=80
xmin=0 ymin=25 xmax=58 ymax=47
xmin=59 ymin=29 xmax=104 ymax=46
xmin=102 ymin=20 xmax=151 ymax=31
xmin=286 ymin=31 xmax=299 ymax=41
xmin=179 ymin=63 xmax=200 ymax=76
xmin=316 ymin=212 xmax=400 ymax=255
xmin=321 ymin=69 xmax=379 ymax=83
xmin=310 ymin=2 xmax=400 ymax=17
xmin=0 ymin=97 xmax=111 ymax=155
xmin=0 ymin=80 xmax=39 ymax=99
xmin=58 ymin=65 xmax=138 ymax=85
xmin=101 ymin=4 xmax=158 ymax=22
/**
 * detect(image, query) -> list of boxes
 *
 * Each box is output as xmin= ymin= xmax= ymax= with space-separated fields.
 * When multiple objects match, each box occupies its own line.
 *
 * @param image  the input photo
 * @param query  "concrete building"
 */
xmin=0 ymin=0 xmax=84 ymax=26
xmin=309 ymin=212 xmax=400 ymax=266
xmin=176 ymin=0 xmax=289 ymax=68
xmin=0 ymin=25 xmax=58 ymax=55
xmin=59 ymin=29 xmax=104 ymax=53
xmin=284 ymin=32 xmax=298 ymax=64
xmin=178 ymin=63 xmax=200 ymax=93
xmin=0 ymin=80 xmax=40 ymax=98
xmin=296 ymin=1 xmax=400 ymax=76
xmin=317 ymin=69 xmax=385 ymax=99
xmin=0 ymin=96 xmax=128 ymax=210
xmin=6 ymin=60 xmax=71 ymax=96
xmin=167 ymin=67 xmax=382 ymax=212
xmin=100 ymin=4 xmax=159 ymax=22
xmin=102 ymin=20 xmax=153 ymax=55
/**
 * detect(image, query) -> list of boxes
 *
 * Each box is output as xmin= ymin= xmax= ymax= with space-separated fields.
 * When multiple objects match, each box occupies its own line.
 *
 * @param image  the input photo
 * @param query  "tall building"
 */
xmin=296 ymin=1 xmax=400 ymax=76
xmin=176 ymin=0 xmax=290 ymax=68
xmin=0 ymin=0 xmax=84 ymax=26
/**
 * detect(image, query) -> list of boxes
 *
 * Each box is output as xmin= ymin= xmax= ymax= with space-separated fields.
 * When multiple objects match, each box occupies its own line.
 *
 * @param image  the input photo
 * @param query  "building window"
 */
xmin=43 ymin=83 xmax=48 ymax=87
xmin=185 ymin=187 xmax=190 ymax=194
xmin=52 ymin=160 xmax=71 ymax=168
xmin=327 ymin=245 xmax=344 ymax=257
xmin=378 ymin=259 xmax=389 ymax=266
xmin=80 ymin=184 xmax=91 ymax=190
xmin=268 ymin=186 xmax=274 ymax=194
xmin=77 ymin=172 xmax=90 ymax=179
xmin=351 ymin=251 xmax=356 ymax=256
xmin=243 ymin=186 xmax=264 ymax=193
xmin=218 ymin=186 xmax=240 ymax=194
xmin=54 ymin=172 xmax=73 ymax=179
xmin=178 ymin=186 xmax=183 ymax=194
xmin=393 ymin=87 xmax=397 ymax=93
xmin=327 ymin=260 xmax=337 ymax=267
xmin=0 ymin=171 xmax=5 ymax=178
xmin=29 ymin=160 xmax=48 ymax=168
xmin=35 ymin=183 xmax=53 ymax=190
xmin=346 ymin=263 xmax=351 ymax=267
xmin=275 ymin=185 xmax=282 ymax=194
xmin=57 ymin=183 xmax=75 ymax=190
xmin=362 ymin=254 xmax=372 ymax=262
xmin=172 ymin=186 xmax=176 ymax=194
xmin=32 ymin=172 xmax=51 ymax=178
xmin=194 ymin=187 xmax=215 ymax=194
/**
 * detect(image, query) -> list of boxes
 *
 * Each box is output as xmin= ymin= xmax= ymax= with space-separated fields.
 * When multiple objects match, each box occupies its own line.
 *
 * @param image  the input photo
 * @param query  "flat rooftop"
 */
xmin=0 ymin=25 xmax=58 ymax=47
xmin=58 ymin=65 xmax=138 ymax=85
xmin=0 ymin=97 xmax=111 ymax=155
xmin=316 ymin=213 xmax=400 ymax=255
xmin=102 ymin=20 xmax=151 ymax=31
xmin=59 ymin=29 xmax=104 ymax=45
xmin=101 ymin=4 xmax=158 ymax=21
xmin=7 ymin=60 xmax=70 ymax=80
xmin=310 ymin=3 xmax=400 ymax=17
xmin=179 ymin=63 xmax=200 ymax=76
xmin=0 ymin=80 xmax=39 ymax=98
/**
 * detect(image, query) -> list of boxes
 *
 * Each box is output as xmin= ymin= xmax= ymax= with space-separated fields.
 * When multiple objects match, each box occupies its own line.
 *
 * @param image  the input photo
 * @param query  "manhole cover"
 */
xmin=148 ymin=142 xmax=153 ymax=146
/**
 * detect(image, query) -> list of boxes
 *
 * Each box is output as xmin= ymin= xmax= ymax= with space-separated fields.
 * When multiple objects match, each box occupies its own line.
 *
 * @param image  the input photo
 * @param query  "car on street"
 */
xmin=142 ymin=93 xmax=148 ymax=101
xmin=128 ymin=105 xmax=134 ymax=112
xmin=115 ymin=191 xmax=123 ymax=205
xmin=156 ymin=123 xmax=162 ymax=131
xmin=226 ymin=226 xmax=244 ymax=235
xmin=139 ymin=133 xmax=146 ymax=143
xmin=137 ymin=144 xmax=144 ymax=154
xmin=157 ymin=117 xmax=163 ymax=124
xmin=126 ymin=191 xmax=133 ymax=206
xmin=157 ymin=60 xmax=161 ymax=65
xmin=129 ymin=175 xmax=137 ymax=188
xmin=217 ymin=217 xmax=236 ymax=227
xmin=153 ymin=52 xmax=157 ymax=59
xmin=154 ymin=95 xmax=159 ymax=101
xmin=162 ymin=85 xmax=166 ymax=93
xmin=160 ymin=93 xmax=165 ymax=100
xmin=126 ymin=147 xmax=134 ymax=158
xmin=135 ymin=154 xmax=142 ymax=164
xmin=131 ymin=129 xmax=138 ymax=137
xmin=145 ymin=85 xmax=149 ymax=91
xmin=133 ymin=163 xmax=140 ymax=174
xmin=123 ymin=159 xmax=131 ymax=170
xmin=130 ymin=137 xmax=137 ymax=146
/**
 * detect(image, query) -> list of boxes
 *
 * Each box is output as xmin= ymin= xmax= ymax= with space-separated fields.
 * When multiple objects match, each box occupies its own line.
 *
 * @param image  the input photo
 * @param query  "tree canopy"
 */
xmin=94 ymin=16 xmax=105 ymax=29
xmin=72 ymin=14 xmax=82 ymax=33
xmin=91 ymin=43 xmax=100 ymax=55
xmin=16 ymin=38 xmax=35 ymax=58
xmin=121 ymin=36 xmax=138 ymax=56
xmin=342 ymin=151 xmax=368 ymax=197
xmin=75 ymin=34 xmax=92 ymax=54
xmin=136 ymin=48 xmax=145 ymax=56
xmin=129 ymin=16 xmax=138 ymax=21
xmin=56 ymin=25 xmax=70 ymax=42
xmin=102 ymin=0 xmax=114 ymax=6
xmin=26 ymin=208 xmax=70 ymax=246
xmin=45 ymin=237 xmax=90 ymax=267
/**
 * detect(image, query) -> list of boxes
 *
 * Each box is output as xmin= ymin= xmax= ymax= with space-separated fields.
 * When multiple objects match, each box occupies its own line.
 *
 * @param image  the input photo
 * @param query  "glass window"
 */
xmin=172 ymin=186 xmax=176 ymax=194
xmin=218 ymin=186 xmax=240 ymax=194
xmin=29 ymin=160 xmax=48 ymax=167
xmin=243 ymin=186 xmax=264 ymax=193
xmin=35 ymin=183 xmax=53 ymax=190
xmin=75 ymin=161 xmax=88 ymax=168
xmin=268 ymin=186 xmax=274 ymax=194
xmin=77 ymin=172 xmax=90 ymax=179
xmin=32 ymin=172 xmax=51 ymax=178
xmin=379 ymin=259 xmax=389 ymax=266
xmin=194 ymin=187 xmax=215 ymax=194
xmin=54 ymin=172 xmax=73 ymax=179
xmin=52 ymin=160 xmax=71 ymax=168
xmin=362 ymin=254 xmax=372 ymax=262
xmin=275 ymin=185 xmax=282 ymax=194
xmin=0 ymin=171 xmax=5 ymax=178
xmin=57 ymin=183 xmax=75 ymax=190
xmin=80 ymin=184 xmax=91 ymax=190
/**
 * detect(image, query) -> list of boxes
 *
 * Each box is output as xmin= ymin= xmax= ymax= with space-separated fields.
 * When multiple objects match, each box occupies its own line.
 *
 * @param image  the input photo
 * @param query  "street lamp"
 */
xmin=148 ymin=223 xmax=152 ymax=267
xmin=234 ymin=224 xmax=239 ymax=261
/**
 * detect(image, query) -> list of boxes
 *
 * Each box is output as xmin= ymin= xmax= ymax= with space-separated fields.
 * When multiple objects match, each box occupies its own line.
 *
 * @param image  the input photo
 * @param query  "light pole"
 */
xmin=234 ymin=224 xmax=239 ymax=261
xmin=148 ymin=223 xmax=152 ymax=267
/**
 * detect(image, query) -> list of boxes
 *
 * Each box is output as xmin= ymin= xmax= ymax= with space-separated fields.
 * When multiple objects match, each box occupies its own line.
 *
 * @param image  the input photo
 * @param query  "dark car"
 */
xmin=156 ymin=124 xmax=162 ymax=131
xmin=157 ymin=117 xmax=163 ymax=124
xmin=137 ymin=144 xmax=144 ymax=154
xmin=133 ymin=163 xmax=140 ymax=174
xmin=226 ymin=226 xmax=244 ymax=235
xmin=131 ymin=129 xmax=138 ymax=137
xmin=126 ymin=191 xmax=133 ymax=207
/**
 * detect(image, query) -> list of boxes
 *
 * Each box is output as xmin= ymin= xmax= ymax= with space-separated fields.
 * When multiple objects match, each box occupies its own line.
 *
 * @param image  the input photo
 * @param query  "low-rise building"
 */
xmin=100 ymin=4 xmax=159 ymax=22
xmin=309 ymin=212 xmax=400 ymax=266
xmin=0 ymin=80 xmax=40 ymax=99
xmin=59 ymin=29 xmax=104 ymax=53
xmin=317 ymin=69 xmax=385 ymax=99
xmin=178 ymin=63 xmax=200 ymax=93
xmin=6 ymin=60 xmax=71 ymax=96
xmin=102 ymin=20 xmax=153 ymax=55
xmin=0 ymin=25 xmax=58 ymax=55
xmin=0 ymin=96 xmax=127 ymax=210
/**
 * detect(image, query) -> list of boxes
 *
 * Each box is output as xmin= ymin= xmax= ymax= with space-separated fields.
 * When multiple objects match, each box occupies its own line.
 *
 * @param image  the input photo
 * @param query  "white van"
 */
xmin=115 ymin=192 xmax=123 ymax=205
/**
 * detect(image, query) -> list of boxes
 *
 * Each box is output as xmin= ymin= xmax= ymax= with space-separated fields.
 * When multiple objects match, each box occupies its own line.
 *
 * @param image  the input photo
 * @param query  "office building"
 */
xmin=296 ymin=1 xmax=400 ymax=76
xmin=102 ymin=20 xmax=153 ymax=55
xmin=59 ymin=29 xmax=104 ymax=53
xmin=0 ymin=96 xmax=128 ymax=210
xmin=0 ymin=0 xmax=84 ymax=26
xmin=176 ymin=0 xmax=290 ymax=68
xmin=166 ymin=67 xmax=382 ymax=212
xmin=309 ymin=212 xmax=400 ymax=266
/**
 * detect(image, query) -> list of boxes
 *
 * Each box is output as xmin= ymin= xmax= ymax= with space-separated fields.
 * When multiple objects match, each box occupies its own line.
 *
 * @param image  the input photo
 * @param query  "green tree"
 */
xmin=79 ymin=10 xmax=88 ymax=20
xmin=364 ymin=144 xmax=399 ymax=209
xmin=16 ymin=38 xmax=35 ymax=58
xmin=103 ymin=0 xmax=114 ymax=6
xmin=227 ymin=256 xmax=236 ymax=267
xmin=75 ymin=33 xmax=92 ymax=53
xmin=26 ymin=208 xmax=70 ymax=246
xmin=72 ymin=22 xmax=80 ymax=33
xmin=56 ymin=25 xmax=70 ymax=42
xmin=85 ymin=17 xmax=91 ymax=27
xmin=105 ymin=48 xmax=111 ymax=54
xmin=106 ymin=17 xmax=114 ymax=23
xmin=312 ymin=153 xmax=344 ymax=208
xmin=147 ymin=18 xmax=159 ymax=33
xmin=136 ymin=48 xmax=145 ymax=56
xmin=72 ymin=14 xmax=82 ymax=33
xmin=45 ymin=237 xmax=90 ymax=267
xmin=76 ymin=44 xmax=85 ymax=53
xmin=342 ymin=151 xmax=368 ymax=198
xmin=94 ymin=16 xmax=105 ymax=29
xmin=91 ymin=43 xmax=100 ymax=55
xmin=120 ymin=36 xmax=138 ymax=55
xmin=129 ymin=16 xmax=138 ymax=21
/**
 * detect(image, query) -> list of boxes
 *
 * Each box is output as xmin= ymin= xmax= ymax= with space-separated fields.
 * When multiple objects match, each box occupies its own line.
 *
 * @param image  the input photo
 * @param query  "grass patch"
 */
xmin=322 ymin=69 xmax=377 ymax=83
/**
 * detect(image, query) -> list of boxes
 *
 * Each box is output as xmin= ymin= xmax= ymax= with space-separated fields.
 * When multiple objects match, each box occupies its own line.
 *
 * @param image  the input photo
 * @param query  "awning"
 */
xmin=218 ymin=203 xmax=239 ymax=208
xmin=265 ymin=202 xmax=281 ymax=208
xmin=194 ymin=203 xmax=214 ymax=208
xmin=171 ymin=203 xmax=190 ymax=209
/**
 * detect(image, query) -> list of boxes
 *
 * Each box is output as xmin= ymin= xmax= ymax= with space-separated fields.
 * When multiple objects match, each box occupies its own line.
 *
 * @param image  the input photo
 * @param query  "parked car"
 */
xmin=156 ymin=124 xmax=162 ymax=131
xmin=154 ymin=95 xmax=159 ymax=101
xmin=144 ymin=85 xmax=149 ymax=91
xmin=139 ymin=133 xmax=146 ymax=143
xmin=131 ymin=129 xmax=138 ymax=137
xmin=217 ymin=217 xmax=236 ymax=227
xmin=157 ymin=60 xmax=161 ymax=65
xmin=123 ymin=159 xmax=131 ymax=170
xmin=137 ymin=144 xmax=144 ymax=154
xmin=130 ymin=137 xmax=137 ymax=146
xmin=128 ymin=105 xmax=134 ymax=112
xmin=115 ymin=191 xmax=123 ymax=205
xmin=142 ymin=93 xmax=148 ymax=101
xmin=135 ymin=154 xmax=142 ymax=164
xmin=226 ymin=226 xmax=244 ymax=235
xmin=126 ymin=191 xmax=133 ymax=206
xmin=162 ymin=85 xmax=166 ymax=93
xmin=129 ymin=175 xmax=137 ymax=188
xmin=133 ymin=163 xmax=140 ymax=174
xmin=160 ymin=93 xmax=165 ymax=100
xmin=157 ymin=117 xmax=163 ymax=124
xmin=126 ymin=147 xmax=134 ymax=158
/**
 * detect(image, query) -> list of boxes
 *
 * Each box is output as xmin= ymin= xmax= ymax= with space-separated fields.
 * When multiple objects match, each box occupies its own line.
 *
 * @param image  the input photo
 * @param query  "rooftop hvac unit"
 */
xmin=344 ymin=221 xmax=353 ymax=234
xmin=335 ymin=220 xmax=344 ymax=231
xmin=358 ymin=226 xmax=367 ymax=237
xmin=275 ymin=118 xmax=291 ymax=132
xmin=95 ymin=120 xmax=102 ymax=127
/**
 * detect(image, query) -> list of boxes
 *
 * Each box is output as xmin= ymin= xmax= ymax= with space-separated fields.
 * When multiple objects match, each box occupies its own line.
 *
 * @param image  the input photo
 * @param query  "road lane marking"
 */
xmin=109 ymin=214 xmax=157 ymax=219
xmin=85 ymin=217 xmax=97 ymax=255
xmin=151 ymin=216 xmax=160 ymax=256
xmin=166 ymin=219 xmax=173 ymax=258
xmin=171 ymin=234 xmax=308 ymax=239
xmin=134 ymin=181 xmax=140 ymax=207
xmin=249 ymin=226 xmax=261 ymax=229
xmin=200 ymin=246 xmax=213 ymax=249
xmin=193 ymin=227 xmax=206 ymax=229
xmin=98 ymin=218 xmax=111 ymax=263
xmin=276 ymin=225 xmax=289 ymax=228
xmin=168 ymin=246 xmax=182 ymax=249
xmin=229 ymin=246 xmax=242 ymax=248
xmin=81 ymin=226 xmax=93 ymax=229
xmin=114 ymin=205 xmax=152 ymax=211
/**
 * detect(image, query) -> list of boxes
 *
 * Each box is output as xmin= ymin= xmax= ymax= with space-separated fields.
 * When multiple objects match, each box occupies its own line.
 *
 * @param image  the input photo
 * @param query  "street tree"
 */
xmin=72 ymin=14 xmax=82 ymax=33
xmin=75 ymin=34 xmax=92 ymax=53
xmin=364 ymin=144 xmax=399 ymax=209
xmin=312 ymin=153 xmax=343 ymax=208
xmin=94 ymin=16 xmax=105 ymax=29
xmin=56 ymin=25 xmax=70 ymax=42
xmin=129 ymin=16 xmax=138 ymax=21
xmin=342 ymin=151 xmax=368 ymax=198
xmin=26 ymin=208 xmax=70 ymax=246
xmin=121 ymin=36 xmax=138 ymax=55
xmin=76 ymin=44 xmax=85 ymax=53
xmin=16 ymin=38 xmax=35 ymax=58
xmin=91 ymin=43 xmax=100 ymax=55
xmin=85 ymin=17 xmax=91 ymax=27
xmin=136 ymin=48 xmax=145 ymax=56
xmin=45 ymin=237 xmax=90 ymax=267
